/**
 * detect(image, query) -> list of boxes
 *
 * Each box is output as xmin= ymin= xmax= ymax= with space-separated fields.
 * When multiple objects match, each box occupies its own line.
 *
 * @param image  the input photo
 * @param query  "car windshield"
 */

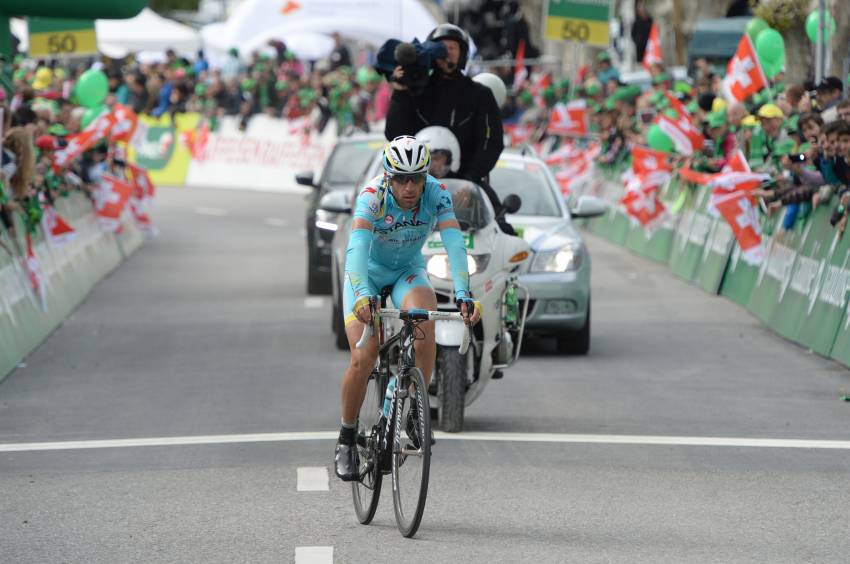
xmin=325 ymin=140 xmax=384 ymax=187
xmin=441 ymin=179 xmax=493 ymax=231
xmin=489 ymin=159 xmax=562 ymax=217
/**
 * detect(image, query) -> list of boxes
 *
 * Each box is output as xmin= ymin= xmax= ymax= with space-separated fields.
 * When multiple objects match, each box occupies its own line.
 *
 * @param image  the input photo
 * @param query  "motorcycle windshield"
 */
xmin=441 ymin=179 xmax=493 ymax=232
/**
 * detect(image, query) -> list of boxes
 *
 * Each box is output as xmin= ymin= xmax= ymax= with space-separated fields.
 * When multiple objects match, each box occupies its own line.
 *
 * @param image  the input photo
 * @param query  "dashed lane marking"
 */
xmin=264 ymin=217 xmax=289 ymax=227
xmin=3 ymin=431 xmax=850 ymax=453
xmin=193 ymin=206 xmax=228 ymax=217
xmin=304 ymin=297 xmax=324 ymax=308
xmin=295 ymin=546 xmax=333 ymax=564
xmin=297 ymin=467 xmax=329 ymax=491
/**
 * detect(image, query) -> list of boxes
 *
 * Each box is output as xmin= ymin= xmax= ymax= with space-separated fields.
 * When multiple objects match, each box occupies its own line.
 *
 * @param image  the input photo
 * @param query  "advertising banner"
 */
xmin=129 ymin=112 xmax=200 ymax=187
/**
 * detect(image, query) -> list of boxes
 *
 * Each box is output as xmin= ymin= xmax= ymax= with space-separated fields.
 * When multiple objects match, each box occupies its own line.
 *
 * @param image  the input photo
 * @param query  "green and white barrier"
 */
xmin=0 ymin=193 xmax=145 ymax=381
xmin=579 ymin=160 xmax=850 ymax=370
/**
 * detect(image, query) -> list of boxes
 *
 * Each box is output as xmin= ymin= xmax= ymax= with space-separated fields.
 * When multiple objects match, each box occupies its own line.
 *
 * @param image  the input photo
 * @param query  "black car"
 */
xmin=296 ymin=134 xmax=385 ymax=294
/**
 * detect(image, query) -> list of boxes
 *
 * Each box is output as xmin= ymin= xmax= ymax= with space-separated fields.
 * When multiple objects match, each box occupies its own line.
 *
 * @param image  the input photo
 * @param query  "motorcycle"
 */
xmin=383 ymin=178 xmax=531 ymax=432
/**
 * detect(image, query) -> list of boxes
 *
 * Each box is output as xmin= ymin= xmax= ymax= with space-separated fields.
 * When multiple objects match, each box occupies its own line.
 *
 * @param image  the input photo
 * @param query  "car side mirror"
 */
xmin=318 ymin=191 xmax=352 ymax=214
xmin=502 ymin=194 xmax=522 ymax=215
xmin=295 ymin=171 xmax=316 ymax=188
xmin=570 ymin=195 xmax=607 ymax=218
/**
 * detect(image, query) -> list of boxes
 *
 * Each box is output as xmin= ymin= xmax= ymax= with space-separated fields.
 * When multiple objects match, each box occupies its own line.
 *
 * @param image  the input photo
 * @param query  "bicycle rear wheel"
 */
xmin=352 ymin=370 xmax=384 ymax=524
xmin=391 ymin=367 xmax=431 ymax=538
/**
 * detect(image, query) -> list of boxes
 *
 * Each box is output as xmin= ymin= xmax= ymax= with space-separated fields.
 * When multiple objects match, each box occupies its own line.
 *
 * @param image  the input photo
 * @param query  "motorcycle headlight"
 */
xmin=530 ymin=244 xmax=582 ymax=272
xmin=426 ymin=254 xmax=490 ymax=279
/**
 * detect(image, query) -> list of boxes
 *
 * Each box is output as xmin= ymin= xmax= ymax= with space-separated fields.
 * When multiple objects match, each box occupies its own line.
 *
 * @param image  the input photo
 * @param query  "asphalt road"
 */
xmin=1 ymin=186 xmax=849 ymax=563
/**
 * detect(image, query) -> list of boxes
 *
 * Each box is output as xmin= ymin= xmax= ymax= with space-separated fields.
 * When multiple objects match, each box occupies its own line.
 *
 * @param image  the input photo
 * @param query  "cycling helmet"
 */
xmin=383 ymin=135 xmax=431 ymax=175
xmin=427 ymin=23 xmax=470 ymax=70
xmin=415 ymin=126 xmax=461 ymax=173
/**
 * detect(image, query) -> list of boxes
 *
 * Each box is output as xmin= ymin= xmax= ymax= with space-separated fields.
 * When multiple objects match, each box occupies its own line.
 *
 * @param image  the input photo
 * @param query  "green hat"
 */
xmin=240 ymin=78 xmax=256 ymax=90
xmin=650 ymin=91 xmax=666 ymax=106
xmin=596 ymin=51 xmax=612 ymax=62
xmin=774 ymin=138 xmax=796 ymax=156
xmin=686 ymin=100 xmax=699 ymax=114
xmin=785 ymin=113 xmax=800 ymax=133
xmin=194 ymin=83 xmax=207 ymax=96
xmin=591 ymin=103 xmax=602 ymax=114
xmin=583 ymin=81 xmax=601 ymax=96
xmin=673 ymin=81 xmax=693 ymax=96
xmin=48 ymin=123 xmax=68 ymax=136
xmin=652 ymin=72 xmax=671 ymax=85
xmin=543 ymin=85 xmax=557 ymax=101
xmin=614 ymin=85 xmax=641 ymax=102
xmin=228 ymin=47 xmax=239 ymax=57
xmin=275 ymin=80 xmax=288 ymax=91
xmin=519 ymin=90 xmax=534 ymax=104
xmin=705 ymin=110 xmax=727 ymax=128
xmin=556 ymin=79 xmax=571 ymax=91
xmin=603 ymin=98 xmax=616 ymax=111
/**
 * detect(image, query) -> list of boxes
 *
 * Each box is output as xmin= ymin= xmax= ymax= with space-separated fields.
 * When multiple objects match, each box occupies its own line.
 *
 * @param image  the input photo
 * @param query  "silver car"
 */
xmin=323 ymin=149 xmax=605 ymax=354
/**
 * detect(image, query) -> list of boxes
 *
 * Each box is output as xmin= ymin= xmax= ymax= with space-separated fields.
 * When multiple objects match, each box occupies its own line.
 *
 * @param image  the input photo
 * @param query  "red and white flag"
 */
xmin=51 ymin=129 xmax=100 ymax=172
xmin=708 ymin=171 xmax=770 ymax=264
xmin=126 ymin=163 xmax=156 ymax=232
xmin=109 ymin=104 xmax=138 ymax=143
xmin=547 ymin=99 xmax=588 ymax=136
xmin=22 ymin=234 xmax=48 ymax=311
xmin=664 ymin=92 xmax=692 ymax=121
xmin=84 ymin=110 xmax=118 ymax=139
xmin=96 ymin=174 xmax=134 ymax=232
xmin=621 ymin=173 xmax=668 ymax=233
xmin=722 ymin=34 xmax=768 ymax=103
xmin=631 ymin=145 xmax=673 ymax=175
xmin=543 ymin=141 xmax=581 ymax=166
xmin=722 ymin=149 xmax=751 ymax=173
xmin=656 ymin=113 xmax=704 ymax=156
xmin=41 ymin=204 xmax=76 ymax=245
xmin=512 ymin=39 xmax=528 ymax=93
xmin=642 ymin=22 xmax=663 ymax=71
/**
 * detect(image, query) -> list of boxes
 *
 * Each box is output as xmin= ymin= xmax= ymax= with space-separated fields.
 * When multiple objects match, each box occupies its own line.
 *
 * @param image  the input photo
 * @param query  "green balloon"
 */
xmin=763 ymin=58 xmax=784 ymax=79
xmin=646 ymin=124 xmax=674 ymax=153
xmin=80 ymin=105 xmax=107 ymax=129
xmin=805 ymin=11 xmax=836 ymax=43
xmin=74 ymin=69 xmax=109 ymax=109
xmin=746 ymin=18 xmax=769 ymax=40
xmin=755 ymin=29 xmax=784 ymax=66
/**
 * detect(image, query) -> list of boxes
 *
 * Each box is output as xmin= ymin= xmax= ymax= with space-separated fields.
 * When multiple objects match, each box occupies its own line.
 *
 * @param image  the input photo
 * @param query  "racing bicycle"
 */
xmin=351 ymin=292 xmax=470 ymax=538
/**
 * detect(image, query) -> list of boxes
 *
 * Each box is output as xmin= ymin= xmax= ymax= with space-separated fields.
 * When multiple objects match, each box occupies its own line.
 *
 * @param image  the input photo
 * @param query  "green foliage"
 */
xmin=749 ymin=0 xmax=809 ymax=32
xmin=150 ymin=0 xmax=201 ymax=13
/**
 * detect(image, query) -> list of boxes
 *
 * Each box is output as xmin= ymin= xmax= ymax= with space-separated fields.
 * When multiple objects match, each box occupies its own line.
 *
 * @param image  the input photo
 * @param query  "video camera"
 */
xmin=375 ymin=39 xmax=448 ymax=97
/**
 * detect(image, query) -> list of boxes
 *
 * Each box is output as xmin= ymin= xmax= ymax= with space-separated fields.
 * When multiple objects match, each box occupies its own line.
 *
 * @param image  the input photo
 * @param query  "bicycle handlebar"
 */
xmin=355 ymin=308 xmax=471 ymax=355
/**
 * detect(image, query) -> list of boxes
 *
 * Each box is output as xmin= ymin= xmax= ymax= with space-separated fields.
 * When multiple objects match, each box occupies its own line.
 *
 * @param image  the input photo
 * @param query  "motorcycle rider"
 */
xmin=415 ymin=126 xmax=461 ymax=179
xmin=385 ymin=25 xmax=506 ymax=213
xmin=334 ymin=136 xmax=481 ymax=481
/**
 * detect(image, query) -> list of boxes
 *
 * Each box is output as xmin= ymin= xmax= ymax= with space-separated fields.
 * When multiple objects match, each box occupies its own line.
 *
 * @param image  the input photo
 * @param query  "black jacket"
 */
xmin=385 ymin=72 xmax=504 ymax=183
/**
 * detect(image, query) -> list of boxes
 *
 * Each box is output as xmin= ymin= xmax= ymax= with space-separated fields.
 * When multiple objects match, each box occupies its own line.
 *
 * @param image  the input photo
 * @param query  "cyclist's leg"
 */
xmin=390 ymin=266 xmax=437 ymax=386
xmin=341 ymin=273 xmax=381 ymax=426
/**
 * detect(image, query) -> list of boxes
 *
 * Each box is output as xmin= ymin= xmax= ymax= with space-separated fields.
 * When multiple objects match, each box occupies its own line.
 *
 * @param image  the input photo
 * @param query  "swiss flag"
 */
xmin=656 ymin=113 xmax=704 ymax=156
xmin=109 ymin=104 xmax=138 ymax=143
xmin=555 ymin=158 xmax=591 ymax=196
xmin=96 ymin=174 xmax=134 ymax=232
xmin=664 ymin=92 xmax=692 ymax=121
xmin=544 ymin=141 xmax=580 ymax=166
xmin=621 ymin=179 xmax=667 ymax=233
xmin=504 ymin=123 xmax=533 ymax=146
xmin=547 ymin=100 xmax=588 ymax=136
xmin=631 ymin=145 xmax=672 ymax=175
xmin=41 ymin=204 xmax=76 ymax=245
xmin=22 ymin=234 xmax=48 ymax=311
xmin=722 ymin=34 xmax=767 ymax=103
xmin=51 ymin=129 xmax=100 ymax=172
xmin=722 ymin=149 xmax=751 ymax=173
xmin=642 ymin=22 xmax=663 ymax=71
xmin=126 ymin=163 xmax=156 ymax=232
xmin=84 ymin=110 xmax=118 ymax=139
xmin=708 ymin=171 xmax=771 ymax=264
xmin=678 ymin=166 xmax=714 ymax=185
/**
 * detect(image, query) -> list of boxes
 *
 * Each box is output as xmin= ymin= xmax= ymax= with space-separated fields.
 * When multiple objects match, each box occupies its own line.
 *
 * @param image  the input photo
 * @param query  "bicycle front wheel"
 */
xmin=391 ymin=367 xmax=431 ymax=538
xmin=352 ymin=370 xmax=384 ymax=524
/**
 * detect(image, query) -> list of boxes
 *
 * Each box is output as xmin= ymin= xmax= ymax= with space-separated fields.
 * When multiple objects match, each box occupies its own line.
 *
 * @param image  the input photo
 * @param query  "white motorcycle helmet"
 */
xmin=472 ymin=72 xmax=507 ymax=108
xmin=415 ymin=126 xmax=461 ymax=177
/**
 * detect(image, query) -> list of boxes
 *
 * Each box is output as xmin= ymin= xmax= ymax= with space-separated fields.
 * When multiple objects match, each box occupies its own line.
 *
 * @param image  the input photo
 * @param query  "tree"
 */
xmin=149 ymin=0 xmax=201 ymax=13
xmin=750 ymin=0 xmax=810 ymax=82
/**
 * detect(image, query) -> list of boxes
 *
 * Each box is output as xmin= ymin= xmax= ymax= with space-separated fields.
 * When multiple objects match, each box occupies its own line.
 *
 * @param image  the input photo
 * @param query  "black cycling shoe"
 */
xmin=334 ymin=441 xmax=360 ymax=481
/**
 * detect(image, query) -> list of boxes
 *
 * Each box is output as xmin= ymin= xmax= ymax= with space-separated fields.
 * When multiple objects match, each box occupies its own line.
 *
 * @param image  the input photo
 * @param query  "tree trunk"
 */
xmin=828 ymin=0 xmax=850 ymax=79
xmin=783 ymin=24 xmax=813 ymax=83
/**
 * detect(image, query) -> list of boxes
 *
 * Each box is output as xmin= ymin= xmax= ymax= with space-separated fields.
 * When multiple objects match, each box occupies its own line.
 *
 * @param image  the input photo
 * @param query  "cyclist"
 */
xmin=335 ymin=135 xmax=481 ymax=481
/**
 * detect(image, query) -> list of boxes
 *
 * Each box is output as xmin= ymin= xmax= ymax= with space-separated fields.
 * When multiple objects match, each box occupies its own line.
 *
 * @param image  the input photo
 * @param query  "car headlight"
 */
xmin=530 ymin=245 xmax=582 ymax=272
xmin=315 ymin=209 xmax=338 ymax=232
xmin=426 ymin=254 xmax=490 ymax=279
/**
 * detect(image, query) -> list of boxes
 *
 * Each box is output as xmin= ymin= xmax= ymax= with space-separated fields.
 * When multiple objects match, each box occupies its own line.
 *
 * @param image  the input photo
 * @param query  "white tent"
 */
xmin=201 ymin=0 xmax=439 ymax=61
xmin=10 ymin=9 xmax=202 ymax=59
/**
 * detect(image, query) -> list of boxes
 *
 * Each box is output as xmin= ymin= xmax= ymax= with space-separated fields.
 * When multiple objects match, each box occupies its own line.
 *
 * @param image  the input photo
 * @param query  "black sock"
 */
xmin=339 ymin=425 xmax=356 ymax=445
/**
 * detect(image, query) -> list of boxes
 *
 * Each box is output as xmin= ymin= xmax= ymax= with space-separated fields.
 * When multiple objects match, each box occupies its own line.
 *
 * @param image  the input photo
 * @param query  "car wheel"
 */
xmin=334 ymin=287 xmax=349 ymax=351
xmin=556 ymin=300 xmax=590 ymax=355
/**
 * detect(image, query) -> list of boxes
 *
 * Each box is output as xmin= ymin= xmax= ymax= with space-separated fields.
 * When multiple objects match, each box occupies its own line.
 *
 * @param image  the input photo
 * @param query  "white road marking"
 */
xmin=193 ymin=206 xmax=227 ymax=217
xmin=297 ymin=467 xmax=329 ymax=491
xmin=3 ymin=431 xmax=850 ymax=453
xmin=264 ymin=217 xmax=289 ymax=227
xmin=304 ymin=297 xmax=324 ymax=308
xmin=295 ymin=546 xmax=333 ymax=564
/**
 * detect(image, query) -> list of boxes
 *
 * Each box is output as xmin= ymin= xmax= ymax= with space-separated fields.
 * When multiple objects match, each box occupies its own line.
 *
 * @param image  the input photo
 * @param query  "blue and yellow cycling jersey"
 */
xmin=344 ymin=173 xmax=470 ymax=310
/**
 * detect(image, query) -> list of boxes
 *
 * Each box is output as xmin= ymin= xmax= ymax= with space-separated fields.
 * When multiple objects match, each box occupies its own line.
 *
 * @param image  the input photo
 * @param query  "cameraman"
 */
xmin=384 ymin=24 xmax=504 ymax=189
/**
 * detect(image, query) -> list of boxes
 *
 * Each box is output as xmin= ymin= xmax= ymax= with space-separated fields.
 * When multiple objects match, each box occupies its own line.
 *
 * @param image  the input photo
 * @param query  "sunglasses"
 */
xmin=391 ymin=172 xmax=427 ymax=184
